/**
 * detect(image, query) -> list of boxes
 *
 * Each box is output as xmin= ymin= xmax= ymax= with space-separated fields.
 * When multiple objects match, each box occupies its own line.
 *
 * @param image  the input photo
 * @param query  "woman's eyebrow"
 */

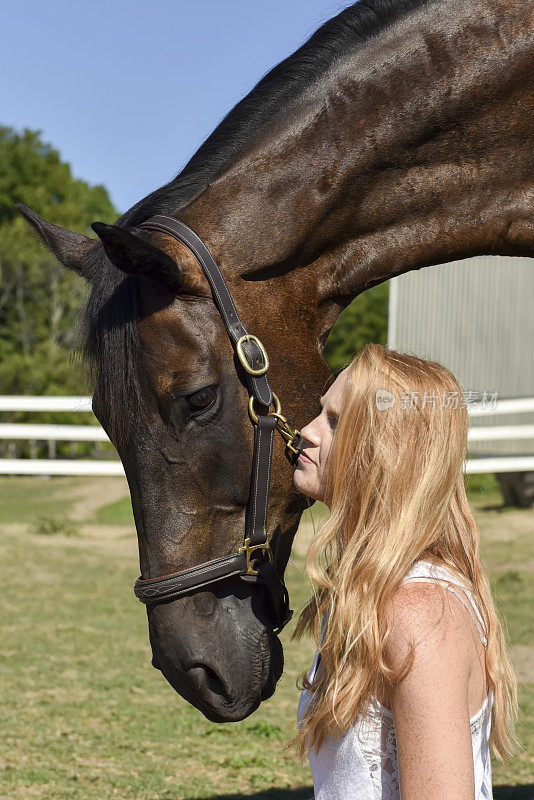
xmin=319 ymin=397 xmax=339 ymax=417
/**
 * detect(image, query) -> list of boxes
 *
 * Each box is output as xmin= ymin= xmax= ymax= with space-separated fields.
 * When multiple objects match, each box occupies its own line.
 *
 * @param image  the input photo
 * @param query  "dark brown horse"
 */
xmin=18 ymin=0 xmax=533 ymax=722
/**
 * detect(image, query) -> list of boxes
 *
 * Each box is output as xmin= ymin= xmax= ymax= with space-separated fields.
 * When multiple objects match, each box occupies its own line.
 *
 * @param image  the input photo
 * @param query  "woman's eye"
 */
xmin=188 ymin=386 xmax=217 ymax=414
xmin=328 ymin=414 xmax=338 ymax=429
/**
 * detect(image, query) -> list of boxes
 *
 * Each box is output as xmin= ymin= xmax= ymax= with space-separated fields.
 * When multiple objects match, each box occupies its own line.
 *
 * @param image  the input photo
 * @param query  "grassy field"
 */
xmin=0 ymin=474 xmax=532 ymax=799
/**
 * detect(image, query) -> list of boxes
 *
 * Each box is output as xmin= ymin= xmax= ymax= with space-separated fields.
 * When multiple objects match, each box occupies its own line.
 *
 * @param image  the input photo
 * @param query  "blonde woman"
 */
xmin=291 ymin=344 xmax=518 ymax=800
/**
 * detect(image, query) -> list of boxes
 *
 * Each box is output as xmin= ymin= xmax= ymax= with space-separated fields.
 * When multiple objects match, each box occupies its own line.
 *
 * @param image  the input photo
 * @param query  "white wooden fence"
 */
xmin=1 ymin=396 xmax=534 ymax=477
xmin=0 ymin=396 xmax=121 ymax=476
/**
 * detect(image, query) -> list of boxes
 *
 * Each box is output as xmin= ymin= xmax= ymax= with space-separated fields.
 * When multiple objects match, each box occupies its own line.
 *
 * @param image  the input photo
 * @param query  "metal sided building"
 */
xmin=387 ymin=256 xmax=534 ymax=467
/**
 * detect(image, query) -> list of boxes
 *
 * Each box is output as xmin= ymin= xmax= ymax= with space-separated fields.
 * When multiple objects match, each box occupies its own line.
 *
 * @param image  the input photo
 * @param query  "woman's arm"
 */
xmin=384 ymin=581 xmax=476 ymax=800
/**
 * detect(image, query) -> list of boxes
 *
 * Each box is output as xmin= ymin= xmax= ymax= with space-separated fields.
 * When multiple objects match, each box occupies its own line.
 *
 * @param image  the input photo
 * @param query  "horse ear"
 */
xmin=91 ymin=222 xmax=183 ymax=293
xmin=16 ymin=203 xmax=98 ymax=282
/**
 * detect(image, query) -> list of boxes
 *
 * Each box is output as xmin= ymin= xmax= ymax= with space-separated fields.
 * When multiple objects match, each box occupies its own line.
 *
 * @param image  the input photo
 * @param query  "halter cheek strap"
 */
xmin=132 ymin=215 xmax=302 ymax=634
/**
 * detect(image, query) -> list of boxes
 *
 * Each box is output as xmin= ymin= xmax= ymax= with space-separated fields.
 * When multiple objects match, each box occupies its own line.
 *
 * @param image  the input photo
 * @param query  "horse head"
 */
xmin=17 ymin=203 xmax=332 ymax=721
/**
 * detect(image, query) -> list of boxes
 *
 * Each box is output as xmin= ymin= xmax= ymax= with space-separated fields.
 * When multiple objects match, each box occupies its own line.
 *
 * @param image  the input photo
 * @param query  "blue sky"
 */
xmin=3 ymin=1 xmax=350 ymax=214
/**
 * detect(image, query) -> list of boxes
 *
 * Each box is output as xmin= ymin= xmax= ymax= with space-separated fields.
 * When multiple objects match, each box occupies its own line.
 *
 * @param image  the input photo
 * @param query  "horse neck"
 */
xmin=180 ymin=0 xmax=532 ymax=344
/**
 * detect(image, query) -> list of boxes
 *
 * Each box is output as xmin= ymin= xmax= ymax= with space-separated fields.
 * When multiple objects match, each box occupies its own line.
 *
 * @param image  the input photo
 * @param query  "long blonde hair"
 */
xmin=290 ymin=343 xmax=519 ymax=761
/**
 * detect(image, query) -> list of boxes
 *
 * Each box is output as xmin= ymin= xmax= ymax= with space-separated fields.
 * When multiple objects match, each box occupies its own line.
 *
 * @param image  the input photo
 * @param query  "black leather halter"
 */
xmin=132 ymin=215 xmax=303 ymax=634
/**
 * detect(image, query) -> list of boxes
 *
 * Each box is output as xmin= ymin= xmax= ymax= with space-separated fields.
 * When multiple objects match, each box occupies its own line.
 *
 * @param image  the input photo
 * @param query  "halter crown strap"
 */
xmin=132 ymin=215 xmax=293 ymax=633
xmin=138 ymin=215 xmax=273 ymax=408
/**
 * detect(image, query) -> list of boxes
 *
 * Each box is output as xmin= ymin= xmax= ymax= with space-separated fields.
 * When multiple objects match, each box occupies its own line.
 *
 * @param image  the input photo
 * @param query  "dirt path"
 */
xmin=67 ymin=476 xmax=130 ymax=521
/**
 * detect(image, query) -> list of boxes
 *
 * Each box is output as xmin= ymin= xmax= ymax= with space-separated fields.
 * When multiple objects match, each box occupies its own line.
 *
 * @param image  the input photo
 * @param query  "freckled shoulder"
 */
xmin=384 ymin=581 xmax=470 ymax=674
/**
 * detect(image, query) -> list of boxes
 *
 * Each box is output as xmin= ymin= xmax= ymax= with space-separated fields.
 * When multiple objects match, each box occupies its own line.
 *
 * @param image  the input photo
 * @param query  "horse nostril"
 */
xmin=188 ymin=664 xmax=232 ymax=702
xmin=191 ymin=592 xmax=217 ymax=617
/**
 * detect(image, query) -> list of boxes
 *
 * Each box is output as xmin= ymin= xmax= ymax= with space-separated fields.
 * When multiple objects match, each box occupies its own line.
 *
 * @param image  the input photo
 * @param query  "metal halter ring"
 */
xmin=238 ymin=537 xmax=273 ymax=576
xmin=248 ymin=393 xmax=281 ymax=425
xmin=236 ymin=334 xmax=270 ymax=376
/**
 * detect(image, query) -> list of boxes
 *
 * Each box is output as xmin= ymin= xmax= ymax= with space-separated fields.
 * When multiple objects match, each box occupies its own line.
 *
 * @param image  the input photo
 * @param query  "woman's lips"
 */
xmin=298 ymin=451 xmax=314 ymax=464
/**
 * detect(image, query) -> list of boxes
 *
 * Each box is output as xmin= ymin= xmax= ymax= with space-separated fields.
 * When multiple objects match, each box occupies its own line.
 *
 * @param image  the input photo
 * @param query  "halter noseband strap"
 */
xmin=132 ymin=215 xmax=302 ymax=634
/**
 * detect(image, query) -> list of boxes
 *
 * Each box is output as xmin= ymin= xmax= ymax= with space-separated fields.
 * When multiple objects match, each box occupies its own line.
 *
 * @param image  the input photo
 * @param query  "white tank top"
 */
xmin=296 ymin=560 xmax=494 ymax=800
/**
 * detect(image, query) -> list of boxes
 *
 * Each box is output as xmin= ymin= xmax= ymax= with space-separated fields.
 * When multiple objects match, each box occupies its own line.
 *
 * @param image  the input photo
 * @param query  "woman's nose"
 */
xmin=299 ymin=419 xmax=320 ymax=446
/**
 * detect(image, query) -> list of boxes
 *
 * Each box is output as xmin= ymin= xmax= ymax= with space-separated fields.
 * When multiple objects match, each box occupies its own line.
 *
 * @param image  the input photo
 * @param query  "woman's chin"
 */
xmin=292 ymin=471 xmax=307 ymax=494
xmin=293 ymin=472 xmax=318 ymax=501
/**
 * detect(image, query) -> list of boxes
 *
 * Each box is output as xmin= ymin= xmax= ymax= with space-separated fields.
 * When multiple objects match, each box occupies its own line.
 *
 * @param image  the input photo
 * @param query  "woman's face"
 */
xmin=293 ymin=368 xmax=349 ymax=505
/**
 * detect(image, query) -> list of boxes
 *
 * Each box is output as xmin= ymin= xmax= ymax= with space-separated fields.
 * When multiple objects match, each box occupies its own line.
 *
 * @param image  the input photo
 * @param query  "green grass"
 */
xmin=96 ymin=496 xmax=135 ymax=525
xmin=0 ymin=524 xmax=316 ymax=799
xmin=0 ymin=477 xmax=532 ymax=798
xmin=0 ymin=476 xmax=76 ymax=523
xmin=465 ymin=471 xmax=500 ymax=500
xmin=490 ymin=569 xmax=534 ymax=647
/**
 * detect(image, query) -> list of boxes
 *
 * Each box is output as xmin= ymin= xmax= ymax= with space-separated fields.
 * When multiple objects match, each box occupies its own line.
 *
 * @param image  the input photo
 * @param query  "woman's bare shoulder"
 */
xmin=384 ymin=579 xmax=470 ymax=672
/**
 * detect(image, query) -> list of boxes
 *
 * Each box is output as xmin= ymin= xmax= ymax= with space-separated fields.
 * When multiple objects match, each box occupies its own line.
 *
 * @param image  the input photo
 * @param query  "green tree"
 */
xmin=0 ymin=126 xmax=118 ymax=398
xmin=322 ymin=281 xmax=389 ymax=374
xmin=0 ymin=124 xmax=389 ymax=396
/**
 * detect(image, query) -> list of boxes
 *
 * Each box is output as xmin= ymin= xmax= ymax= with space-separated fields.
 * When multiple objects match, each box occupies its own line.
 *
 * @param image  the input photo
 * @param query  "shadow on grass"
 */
xmin=478 ymin=501 xmax=527 ymax=513
xmin=182 ymin=789 xmax=313 ymax=800
xmin=186 ymin=786 xmax=534 ymax=800
xmin=494 ymin=787 xmax=534 ymax=800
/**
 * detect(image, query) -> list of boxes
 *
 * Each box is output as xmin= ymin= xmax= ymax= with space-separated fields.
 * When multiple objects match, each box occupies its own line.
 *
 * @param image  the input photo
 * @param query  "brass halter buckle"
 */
xmin=236 ymin=334 xmax=270 ymax=376
xmin=238 ymin=537 xmax=273 ymax=576
xmin=268 ymin=411 xmax=302 ymax=456
xmin=248 ymin=393 xmax=302 ymax=457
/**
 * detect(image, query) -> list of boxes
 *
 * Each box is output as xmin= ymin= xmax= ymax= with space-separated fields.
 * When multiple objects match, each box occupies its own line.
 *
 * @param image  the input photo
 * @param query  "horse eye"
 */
xmin=189 ymin=386 xmax=217 ymax=413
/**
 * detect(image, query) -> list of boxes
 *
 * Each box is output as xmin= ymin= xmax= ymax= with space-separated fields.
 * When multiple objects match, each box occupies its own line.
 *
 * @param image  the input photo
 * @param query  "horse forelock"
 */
xmin=79 ymin=246 xmax=146 ymax=447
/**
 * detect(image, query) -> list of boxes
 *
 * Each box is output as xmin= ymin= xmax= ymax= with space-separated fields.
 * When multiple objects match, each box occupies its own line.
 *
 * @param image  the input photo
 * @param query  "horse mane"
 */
xmin=118 ymin=0 xmax=430 ymax=225
xmin=83 ymin=0 xmax=431 ymax=443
